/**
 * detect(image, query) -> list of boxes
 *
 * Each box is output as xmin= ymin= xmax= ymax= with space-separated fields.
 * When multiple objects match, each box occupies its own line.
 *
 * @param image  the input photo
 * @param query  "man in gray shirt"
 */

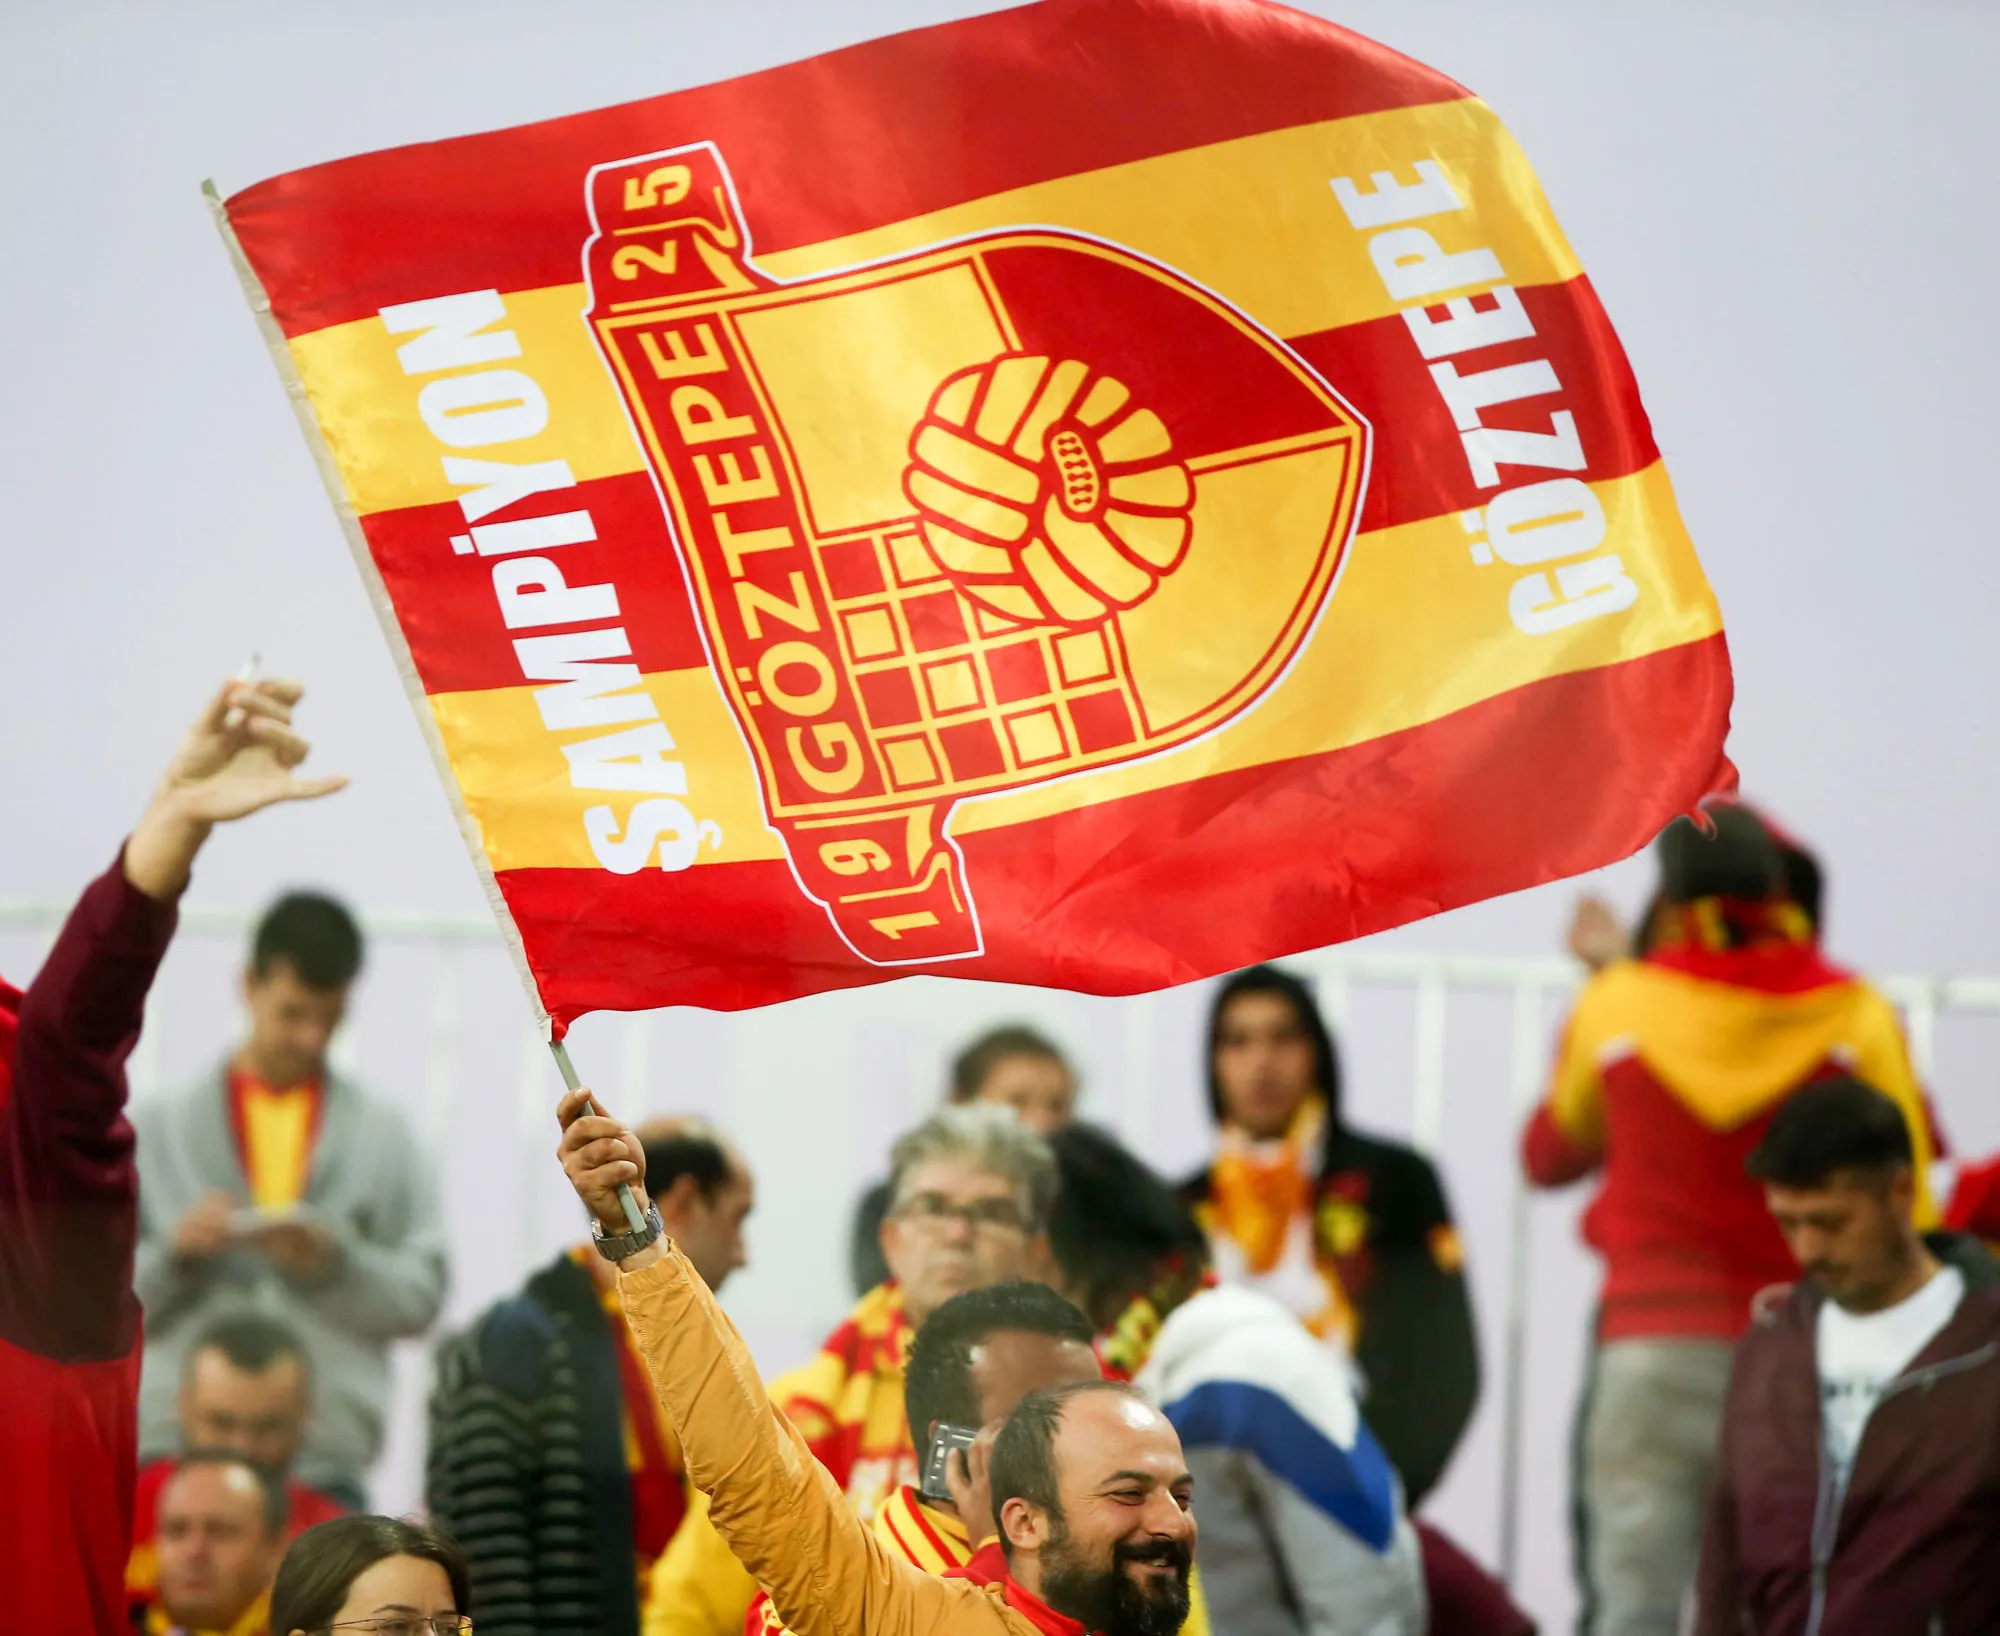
xmin=134 ymin=893 xmax=446 ymax=1505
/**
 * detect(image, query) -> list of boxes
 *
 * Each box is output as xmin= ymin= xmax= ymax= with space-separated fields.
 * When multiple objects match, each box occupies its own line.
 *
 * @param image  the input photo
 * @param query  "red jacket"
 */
xmin=1695 ymin=1235 xmax=2000 ymax=1636
xmin=1523 ymin=941 xmax=1933 ymax=1340
xmin=0 ymin=855 xmax=177 ymax=1635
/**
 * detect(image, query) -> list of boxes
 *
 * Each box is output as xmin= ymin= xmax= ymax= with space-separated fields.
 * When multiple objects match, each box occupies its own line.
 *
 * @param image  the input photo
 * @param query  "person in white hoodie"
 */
xmin=1045 ymin=1123 xmax=1426 ymax=1636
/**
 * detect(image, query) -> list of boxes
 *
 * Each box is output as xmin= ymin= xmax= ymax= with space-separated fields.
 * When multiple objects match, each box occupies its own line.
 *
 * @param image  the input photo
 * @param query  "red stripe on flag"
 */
xmin=228 ymin=0 xmax=1465 ymax=337
xmin=502 ymin=632 xmax=1733 ymax=1024
xmin=362 ymin=276 xmax=1658 ymax=695
xmin=362 ymin=472 xmax=707 ymax=695
xmin=1292 ymin=276 xmax=1660 ymax=534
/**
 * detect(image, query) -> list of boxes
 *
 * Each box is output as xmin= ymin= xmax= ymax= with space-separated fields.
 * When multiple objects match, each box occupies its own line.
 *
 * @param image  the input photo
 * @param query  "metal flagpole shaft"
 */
xmin=549 ymin=1039 xmax=649 ymax=1235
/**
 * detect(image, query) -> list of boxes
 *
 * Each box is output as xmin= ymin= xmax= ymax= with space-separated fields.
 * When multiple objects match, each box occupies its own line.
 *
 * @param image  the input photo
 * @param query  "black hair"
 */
xmin=1746 ymin=1076 xmax=1915 ymax=1190
xmin=1204 ymin=965 xmax=1342 ymax=1150
xmin=184 ymin=1312 xmax=309 ymax=1386
xmin=904 ymin=1281 xmax=1095 ymax=1438
xmin=950 ymin=1025 xmax=1069 ymax=1104
xmin=1780 ymin=840 xmax=1824 ymax=933
xmin=270 ymin=1515 xmax=468 ymax=1635
xmin=989 ymin=1378 xmax=1146 ymax=1555
xmin=251 ymin=892 xmax=364 ymax=990
xmin=163 ymin=1448 xmax=290 ymax=1536
xmin=1656 ymin=806 xmax=1782 ymax=906
xmin=1047 ymin=1124 xmax=1208 ymax=1329
xmin=643 ymin=1124 xmax=736 ymax=1206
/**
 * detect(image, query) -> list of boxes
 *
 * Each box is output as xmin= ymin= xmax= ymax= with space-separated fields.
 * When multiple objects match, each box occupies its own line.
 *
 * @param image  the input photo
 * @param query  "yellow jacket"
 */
xmin=643 ymin=1283 xmax=917 ymax=1636
xmin=623 ymin=1247 xmax=1080 ymax=1636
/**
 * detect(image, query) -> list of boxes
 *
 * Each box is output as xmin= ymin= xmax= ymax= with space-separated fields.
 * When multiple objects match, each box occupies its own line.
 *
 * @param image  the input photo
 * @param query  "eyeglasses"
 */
xmin=321 ymin=1618 xmax=471 ymax=1636
xmin=894 ymin=1192 xmax=1032 ymax=1234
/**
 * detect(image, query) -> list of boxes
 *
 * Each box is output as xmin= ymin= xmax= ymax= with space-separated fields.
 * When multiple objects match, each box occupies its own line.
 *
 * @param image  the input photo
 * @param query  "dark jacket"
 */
xmin=427 ymin=1252 xmax=639 ymax=1636
xmin=0 ymin=852 xmax=176 ymax=1636
xmin=1695 ymin=1233 xmax=2000 ymax=1636
xmin=1180 ymin=1127 xmax=1481 ymax=1507
xmin=850 ymin=1177 xmax=893 ymax=1297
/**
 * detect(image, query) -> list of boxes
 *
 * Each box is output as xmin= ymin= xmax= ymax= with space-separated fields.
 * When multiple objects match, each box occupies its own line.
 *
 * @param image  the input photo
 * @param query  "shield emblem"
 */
xmin=583 ymin=142 xmax=1368 ymax=964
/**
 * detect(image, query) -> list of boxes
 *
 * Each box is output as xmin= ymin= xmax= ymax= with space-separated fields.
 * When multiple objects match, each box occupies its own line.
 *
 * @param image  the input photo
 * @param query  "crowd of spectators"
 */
xmin=4 ymin=678 xmax=1997 ymax=1636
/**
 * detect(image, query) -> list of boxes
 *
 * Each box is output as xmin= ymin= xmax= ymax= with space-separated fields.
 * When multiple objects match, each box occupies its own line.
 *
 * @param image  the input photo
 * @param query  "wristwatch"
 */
xmin=591 ymin=1200 xmax=666 ymax=1262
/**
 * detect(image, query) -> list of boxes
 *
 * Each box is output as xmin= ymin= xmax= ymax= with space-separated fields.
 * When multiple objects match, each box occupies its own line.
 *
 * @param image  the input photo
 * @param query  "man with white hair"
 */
xmin=644 ymin=1103 xmax=1056 ymax=1636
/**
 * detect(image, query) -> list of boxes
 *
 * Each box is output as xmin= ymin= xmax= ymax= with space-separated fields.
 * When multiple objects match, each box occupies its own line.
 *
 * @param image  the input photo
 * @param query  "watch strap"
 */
xmin=592 ymin=1199 xmax=665 ymax=1262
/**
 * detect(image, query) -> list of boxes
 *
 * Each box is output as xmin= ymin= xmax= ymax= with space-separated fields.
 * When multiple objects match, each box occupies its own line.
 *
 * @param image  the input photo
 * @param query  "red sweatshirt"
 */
xmin=1522 ymin=939 xmax=1933 ymax=1341
xmin=0 ymin=853 xmax=178 ymax=1635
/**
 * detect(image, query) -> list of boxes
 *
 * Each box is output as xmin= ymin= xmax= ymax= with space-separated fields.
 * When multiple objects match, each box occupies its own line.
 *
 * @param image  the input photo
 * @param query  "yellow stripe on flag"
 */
xmin=956 ymin=459 xmax=1716 ymax=835
xmin=441 ymin=462 xmax=1715 ymax=873
xmin=289 ymin=96 xmax=1578 ymax=519
xmin=758 ymin=97 xmax=1577 ymax=333
xmin=430 ymin=668 xmax=784 ymax=872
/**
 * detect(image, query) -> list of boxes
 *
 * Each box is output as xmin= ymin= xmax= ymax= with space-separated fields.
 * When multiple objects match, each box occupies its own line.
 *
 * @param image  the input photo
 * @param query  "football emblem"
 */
xmin=903 ymin=356 xmax=1194 ymax=629
xmin=583 ymin=142 xmax=1367 ymax=967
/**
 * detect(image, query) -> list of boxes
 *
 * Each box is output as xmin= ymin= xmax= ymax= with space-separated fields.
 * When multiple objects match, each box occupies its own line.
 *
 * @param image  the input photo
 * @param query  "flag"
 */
xmin=217 ymin=0 xmax=1732 ymax=1026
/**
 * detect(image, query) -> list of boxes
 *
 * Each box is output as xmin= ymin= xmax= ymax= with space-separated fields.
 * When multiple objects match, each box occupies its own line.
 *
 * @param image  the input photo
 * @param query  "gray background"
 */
xmin=4 ymin=2 xmax=1997 ymax=1627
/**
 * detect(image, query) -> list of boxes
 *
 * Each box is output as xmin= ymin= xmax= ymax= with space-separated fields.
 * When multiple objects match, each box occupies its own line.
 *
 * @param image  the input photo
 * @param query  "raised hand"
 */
xmin=126 ymin=677 xmax=347 ymax=897
xmin=557 ymin=1088 xmax=648 ymax=1235
xmin=154 ymin=677 xmax=348 ymax=822
xmin=1566 ymin=894 xmax=1631 ymax=971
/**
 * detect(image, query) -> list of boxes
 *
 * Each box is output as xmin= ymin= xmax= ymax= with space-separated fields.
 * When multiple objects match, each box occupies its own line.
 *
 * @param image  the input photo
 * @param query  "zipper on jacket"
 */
xmin=1802 ymin=1339 xmax=1996 ymax=1636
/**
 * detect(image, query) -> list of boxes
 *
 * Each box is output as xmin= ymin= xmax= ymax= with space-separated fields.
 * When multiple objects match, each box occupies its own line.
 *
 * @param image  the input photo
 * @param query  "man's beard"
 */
xmin=1039 ymin=1524 xmax=1192 ymax=1636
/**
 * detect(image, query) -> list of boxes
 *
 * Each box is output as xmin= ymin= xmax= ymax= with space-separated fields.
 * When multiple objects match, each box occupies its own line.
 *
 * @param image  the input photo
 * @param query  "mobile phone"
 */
xmin=918 ymin=1422 xmax=979 ymax=1505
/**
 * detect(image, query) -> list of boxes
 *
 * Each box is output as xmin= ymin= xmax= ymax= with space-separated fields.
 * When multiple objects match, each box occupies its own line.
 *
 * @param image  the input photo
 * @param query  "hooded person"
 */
xmin=1178 ymin=967 xmax=1478 ymax=1506
xmin=1056 ymin=1123 xmax=1531 ymax=1636
xmin=1523 ymin=803 xmax=1935 ymax=1636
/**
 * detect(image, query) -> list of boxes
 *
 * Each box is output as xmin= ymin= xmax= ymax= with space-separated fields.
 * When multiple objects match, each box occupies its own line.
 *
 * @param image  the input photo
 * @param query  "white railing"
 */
xmin=4 ymin=895 xmax=1997 ymax=1591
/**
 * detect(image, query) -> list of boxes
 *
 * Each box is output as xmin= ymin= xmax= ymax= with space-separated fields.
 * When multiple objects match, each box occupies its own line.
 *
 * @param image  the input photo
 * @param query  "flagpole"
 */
xmin=200 ymin=181 xmax=645 ymax=1232
xmin=549 ymin=1040 xmax=650 ymax=1234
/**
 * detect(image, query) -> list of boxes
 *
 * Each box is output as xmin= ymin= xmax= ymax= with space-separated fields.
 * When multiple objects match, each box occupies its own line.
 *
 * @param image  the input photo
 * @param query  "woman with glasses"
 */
xmin=270 ymin=1514 xmax=470 ymax=1636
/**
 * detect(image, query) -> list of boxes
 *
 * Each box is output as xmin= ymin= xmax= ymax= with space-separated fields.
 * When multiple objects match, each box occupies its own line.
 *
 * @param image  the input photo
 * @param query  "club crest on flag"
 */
xmin=581 ymin=142 xmax=1368 ymax=965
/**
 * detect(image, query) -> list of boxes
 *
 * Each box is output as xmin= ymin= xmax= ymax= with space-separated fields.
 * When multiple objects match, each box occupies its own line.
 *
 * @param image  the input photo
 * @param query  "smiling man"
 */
xmin=645 ymin=1104 xmax=1055 ymax=1636
xmin=563 ymin=1089 xmax=1197 ymax=1636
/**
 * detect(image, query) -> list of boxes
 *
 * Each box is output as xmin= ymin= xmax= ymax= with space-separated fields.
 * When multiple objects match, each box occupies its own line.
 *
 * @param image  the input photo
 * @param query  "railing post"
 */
xmin=421 ymin=943 xmax=463 ymax=1147
xmin=622 ymin=1009 xmax=655 ymax=1121
xmin=1410 ymin=973 xmax=1447 ymax=1158
xmin=516 ymin=1025 xmax=553 ymax=1268
xmin=1497 ymin=979 xmax=1546 ymax=1588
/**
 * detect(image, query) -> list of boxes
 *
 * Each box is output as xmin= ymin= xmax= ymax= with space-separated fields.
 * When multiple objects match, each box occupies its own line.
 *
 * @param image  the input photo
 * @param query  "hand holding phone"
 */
xmin=919 ymin=1422 xmax=979 ymax=1506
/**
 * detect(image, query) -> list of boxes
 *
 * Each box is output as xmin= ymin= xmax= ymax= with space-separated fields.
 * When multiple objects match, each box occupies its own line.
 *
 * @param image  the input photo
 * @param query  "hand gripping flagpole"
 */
xmin=550 ymin=1039 xmax=651 ymax=1235
xmin=202 ymin=179 xmax=648 ymax=1241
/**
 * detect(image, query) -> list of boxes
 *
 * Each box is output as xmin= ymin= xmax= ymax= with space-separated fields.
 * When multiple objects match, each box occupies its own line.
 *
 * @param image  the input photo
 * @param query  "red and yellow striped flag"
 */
xmin=218 ymin=0 xmax=1731 ymax=1026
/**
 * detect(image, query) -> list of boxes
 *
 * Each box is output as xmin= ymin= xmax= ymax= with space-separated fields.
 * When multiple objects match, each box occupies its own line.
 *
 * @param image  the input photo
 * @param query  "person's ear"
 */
xmin=655 ymin=1173 xmax=700 ymax=1235
xmin=1888 ymin=1166 xmax=1917 ymax=1219
xmin=1001 ymin=1496 xmax=1047 ymax=1554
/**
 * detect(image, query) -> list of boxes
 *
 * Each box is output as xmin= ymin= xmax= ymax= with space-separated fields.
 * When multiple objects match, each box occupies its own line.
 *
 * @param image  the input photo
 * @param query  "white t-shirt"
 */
xmin=1815 ymin=1263 xmax=1965 ymax=1482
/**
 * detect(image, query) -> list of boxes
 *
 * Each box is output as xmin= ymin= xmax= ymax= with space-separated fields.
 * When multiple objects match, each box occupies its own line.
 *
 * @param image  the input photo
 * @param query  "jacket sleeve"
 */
xmin=0 ymin=850 xmax=177 ymax=1362
xmin=1350 ymin=1150 xmax=1479 ymax=1508
xmin=1522 ymin=998 xmax=1608 ymax=1188
xmin=620 ymin=1249 xmax=977 ymax=1636
xmin=643 ymin=1491 xmax=758 ymax=1636
xmin=302 ymin=1102 xmax=448 ymax=1340
xmin=426 ymin=1322 xmax=546 ymax=1636
xmin=1177 ymin=1436 xmax=1424 ymax=1636
xmin=129 ymin=1099 xmax=217 ymax=1329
